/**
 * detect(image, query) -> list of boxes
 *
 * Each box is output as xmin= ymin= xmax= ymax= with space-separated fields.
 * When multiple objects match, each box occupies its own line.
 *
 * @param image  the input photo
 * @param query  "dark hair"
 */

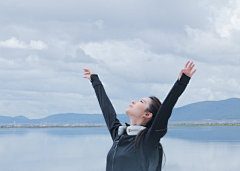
xmin=135 ymin=96 xmax=166 ymax=166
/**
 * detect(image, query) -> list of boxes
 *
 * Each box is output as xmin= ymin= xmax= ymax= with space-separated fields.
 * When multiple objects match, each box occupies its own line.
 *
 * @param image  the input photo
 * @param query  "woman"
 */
xmin=83 ymin=61 xmax=196 ymax=171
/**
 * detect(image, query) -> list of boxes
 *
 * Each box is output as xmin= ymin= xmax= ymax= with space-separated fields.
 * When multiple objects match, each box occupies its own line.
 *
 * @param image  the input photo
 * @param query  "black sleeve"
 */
xmin=143 ymin=73 xmax=191 ymax=155
xmin=90 ymin=74 xmax=122 ymax=141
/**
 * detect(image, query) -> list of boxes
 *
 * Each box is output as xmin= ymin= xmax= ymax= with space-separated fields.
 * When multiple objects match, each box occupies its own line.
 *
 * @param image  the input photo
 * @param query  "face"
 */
xmin=125 ymin=97 xmax=152 ymax=119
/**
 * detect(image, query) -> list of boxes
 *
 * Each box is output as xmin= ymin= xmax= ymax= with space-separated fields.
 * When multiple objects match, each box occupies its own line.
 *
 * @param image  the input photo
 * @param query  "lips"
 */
xmin=129 ymin=105 xmax=133 ymax=108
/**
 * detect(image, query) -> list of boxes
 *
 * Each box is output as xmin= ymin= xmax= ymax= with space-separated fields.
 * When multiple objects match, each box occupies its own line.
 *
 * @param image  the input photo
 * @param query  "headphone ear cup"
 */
xmin=118 ymin=126 xmax=127 ymax=136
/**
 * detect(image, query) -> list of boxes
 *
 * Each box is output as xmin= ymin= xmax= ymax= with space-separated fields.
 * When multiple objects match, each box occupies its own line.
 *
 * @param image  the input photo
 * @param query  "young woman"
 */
xmin=83 ymin=61 xmax=196 ymax=171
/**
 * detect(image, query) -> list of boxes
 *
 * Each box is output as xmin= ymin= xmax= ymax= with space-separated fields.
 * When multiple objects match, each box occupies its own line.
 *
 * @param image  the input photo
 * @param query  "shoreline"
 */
xmin=0 ymin=125 xmax=106 ymax=129
xmin=169 ymin=124 xmax=240 ymax=127
xmin=0 ymin=123 xmax=240 ymax=129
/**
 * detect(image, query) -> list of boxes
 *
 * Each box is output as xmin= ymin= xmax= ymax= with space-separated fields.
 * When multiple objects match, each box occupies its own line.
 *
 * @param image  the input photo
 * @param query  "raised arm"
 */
xmin=83 ymin=69 xmax=121 ymax=141
xmin=144 ymin=61 xmax=196 ymax=149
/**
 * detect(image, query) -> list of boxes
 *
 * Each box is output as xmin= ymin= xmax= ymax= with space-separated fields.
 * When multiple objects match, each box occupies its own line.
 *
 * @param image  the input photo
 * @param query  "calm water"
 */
xmin=0 ymin=126 xmax=239 ymax=171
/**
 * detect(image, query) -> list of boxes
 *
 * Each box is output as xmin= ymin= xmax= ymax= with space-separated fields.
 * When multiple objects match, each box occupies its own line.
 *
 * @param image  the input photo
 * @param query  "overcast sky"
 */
xmin=0 ymin=0 xmax=240 ymax=119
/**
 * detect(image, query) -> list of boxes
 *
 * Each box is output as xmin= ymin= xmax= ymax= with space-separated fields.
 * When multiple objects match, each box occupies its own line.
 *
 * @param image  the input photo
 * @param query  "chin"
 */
xmin=125 ymin=108 xmax=130 ymax=116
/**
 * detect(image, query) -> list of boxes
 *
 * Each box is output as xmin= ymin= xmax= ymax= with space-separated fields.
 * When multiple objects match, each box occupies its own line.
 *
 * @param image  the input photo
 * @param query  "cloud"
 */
xmin=64 ymin=48 xmax=97 ymax=63
xmin=174 ymin=25 xmax=240 ymax=64
xmin=0 ymin=37 xmax=48 ymax=50
xmin=171 ymin=0 xmax=240 ymax=65
xmin=0 ymin=0 xmax=239 ymax=118
xmin=206 ymin=0 xmax=240 ymax=38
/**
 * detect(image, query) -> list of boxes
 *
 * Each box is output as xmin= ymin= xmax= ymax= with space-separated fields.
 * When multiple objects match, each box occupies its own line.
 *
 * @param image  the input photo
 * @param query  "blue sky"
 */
xmin=0 ymin=0 xmax=240 ymax=118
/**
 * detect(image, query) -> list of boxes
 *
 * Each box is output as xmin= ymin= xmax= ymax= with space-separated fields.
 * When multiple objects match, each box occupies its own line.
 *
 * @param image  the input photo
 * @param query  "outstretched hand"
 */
xmin=83 ymin=69 xmax=95 ymax=81
xmin=178 ymin=61 xmax=197 ymax=80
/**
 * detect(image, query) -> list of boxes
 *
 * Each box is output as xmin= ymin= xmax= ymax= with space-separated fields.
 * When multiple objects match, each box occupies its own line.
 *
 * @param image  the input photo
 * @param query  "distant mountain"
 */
xmin=0 ymin=113 xmax=129 ymax=125
xmin=0 ymin=114 xmax=106 ymax=125
xmin=170 ymin=98 xmax=240 ymax=121
xmin=0 ymin=115 xmax=30 ymax=124
xmin=0 ymin=98 xmax=240 ymax=125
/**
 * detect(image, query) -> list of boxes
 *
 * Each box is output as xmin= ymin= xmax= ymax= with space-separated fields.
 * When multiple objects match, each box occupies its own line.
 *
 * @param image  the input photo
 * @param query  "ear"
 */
xmin=143 ymin=112 xmax=153 ymax=119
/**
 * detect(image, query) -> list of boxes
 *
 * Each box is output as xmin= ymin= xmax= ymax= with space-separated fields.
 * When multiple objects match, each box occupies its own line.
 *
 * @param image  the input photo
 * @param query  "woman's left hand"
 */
xmin=178 ymin=61 xmax=197 ymax=80
xmin=83 ymin=69 xmax=95 ymax=81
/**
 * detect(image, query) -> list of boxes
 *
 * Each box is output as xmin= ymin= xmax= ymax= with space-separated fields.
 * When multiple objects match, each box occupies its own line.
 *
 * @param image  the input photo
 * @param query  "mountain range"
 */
xmin=0 ymin=98 xmax=240 ymax=125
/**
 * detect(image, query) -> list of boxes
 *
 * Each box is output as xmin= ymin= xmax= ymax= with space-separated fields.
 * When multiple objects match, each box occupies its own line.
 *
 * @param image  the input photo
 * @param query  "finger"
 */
xmin=185 ymin=61 xmax=190 ymax=68
xmin=190 ymin=69 xmax=197 ymax=76
xmin=84 ymin=69 xmax=92 ymax=73
xmin=188 ymin=62 xmax=193 ymax=70
xmin=189 ymin=64 xmax=195 ymax=72
xmin=85 ymin=69 xmax=92 ymax=72
xmin=83 ymin=76 xmax=91 ymax=80
xmin=190 ymin=64 xmax=195 ymax=69
xmin=84 ymin=69 xmax=93 ymax=74
xmin=84 ymin=69 xmax=94 ymax=75
xmin=84 ymin=72 xmax=90 ymax=75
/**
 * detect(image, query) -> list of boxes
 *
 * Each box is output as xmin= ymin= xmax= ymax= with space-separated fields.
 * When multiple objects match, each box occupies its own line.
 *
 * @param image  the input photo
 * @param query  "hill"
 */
xmin=0 ymin=98 xmax=240 ymax=125
xmin=170 ymin=98 xmax=240 ymax=121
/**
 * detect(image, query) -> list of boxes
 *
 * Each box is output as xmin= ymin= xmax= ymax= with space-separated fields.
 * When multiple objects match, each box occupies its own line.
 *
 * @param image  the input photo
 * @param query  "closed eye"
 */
xmin=139 ymin=99 xmax=146 ymax=103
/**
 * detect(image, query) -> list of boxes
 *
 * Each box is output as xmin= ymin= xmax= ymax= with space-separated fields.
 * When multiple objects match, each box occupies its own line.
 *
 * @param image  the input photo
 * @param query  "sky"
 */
xmin=0 ymin=0 xmax=240 ymax=119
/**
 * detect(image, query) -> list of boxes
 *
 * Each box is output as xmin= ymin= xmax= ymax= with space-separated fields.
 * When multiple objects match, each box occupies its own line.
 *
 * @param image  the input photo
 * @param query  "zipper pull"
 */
xmin=114 ymin=144 xmax=118 ymax=149
xmin=114 ymin=140 xmax=119 ymax=149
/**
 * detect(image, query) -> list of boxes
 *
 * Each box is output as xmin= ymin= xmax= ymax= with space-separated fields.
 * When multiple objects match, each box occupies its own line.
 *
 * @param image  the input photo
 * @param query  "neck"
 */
xmin=129 ymin=116 xmax=146 ymax=126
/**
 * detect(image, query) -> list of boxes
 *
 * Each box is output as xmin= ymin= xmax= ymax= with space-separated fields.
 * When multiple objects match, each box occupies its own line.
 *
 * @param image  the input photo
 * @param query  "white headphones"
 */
xmin=118 ymin=125 xmax=146 ymax=136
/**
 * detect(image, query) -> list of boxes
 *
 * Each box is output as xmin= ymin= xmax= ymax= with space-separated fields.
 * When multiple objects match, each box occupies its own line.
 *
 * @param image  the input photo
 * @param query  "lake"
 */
xmin=0 ymin=126 xmax=239 ymax=171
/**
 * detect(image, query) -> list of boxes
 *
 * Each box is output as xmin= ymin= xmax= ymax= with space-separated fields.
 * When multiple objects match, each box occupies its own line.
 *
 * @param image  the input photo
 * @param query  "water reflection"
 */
xmin=162 ymin=138 xmax=240 ymax=171
xmin=0 ymin=127 xmax=111 ymax=171
xmin=0 ymin=126 xmax=239 ymax=171
xmin=166 ymin=126 xmax=240 ymax=142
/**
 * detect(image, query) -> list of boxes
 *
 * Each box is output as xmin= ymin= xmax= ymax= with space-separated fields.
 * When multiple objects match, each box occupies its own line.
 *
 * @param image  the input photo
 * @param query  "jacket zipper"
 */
xmin=112 ymin=137 xmax=121 ymax=171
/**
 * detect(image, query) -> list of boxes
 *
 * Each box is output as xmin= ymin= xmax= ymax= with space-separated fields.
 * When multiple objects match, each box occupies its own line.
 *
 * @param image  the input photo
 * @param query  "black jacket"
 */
xmin=90 ymin=73 xmax=190 ymax=171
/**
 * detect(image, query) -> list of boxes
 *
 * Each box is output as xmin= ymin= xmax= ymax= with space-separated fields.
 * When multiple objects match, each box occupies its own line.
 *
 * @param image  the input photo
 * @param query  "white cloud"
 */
xmin=0 ymin=37 xmax=48 ymax=50
xmin=0 ymin=0 xmax=239 ymax=118
xmin=176 ymin=25 xmax=240 ymax=57
xmin=207 ymin=0 xmax=240 ymax=37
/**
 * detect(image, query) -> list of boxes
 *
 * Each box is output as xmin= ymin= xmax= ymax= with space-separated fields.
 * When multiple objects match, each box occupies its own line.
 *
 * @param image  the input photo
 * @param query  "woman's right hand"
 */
xmin=178 ymin=61 xmax=196 ymax=80
xmin=83 ymin=69 xmax=95 ymax=81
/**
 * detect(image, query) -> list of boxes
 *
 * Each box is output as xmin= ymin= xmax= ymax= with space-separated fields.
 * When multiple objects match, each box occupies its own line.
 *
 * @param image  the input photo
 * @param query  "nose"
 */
xmin=132 ymin=100 xmax=136 ymax=104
